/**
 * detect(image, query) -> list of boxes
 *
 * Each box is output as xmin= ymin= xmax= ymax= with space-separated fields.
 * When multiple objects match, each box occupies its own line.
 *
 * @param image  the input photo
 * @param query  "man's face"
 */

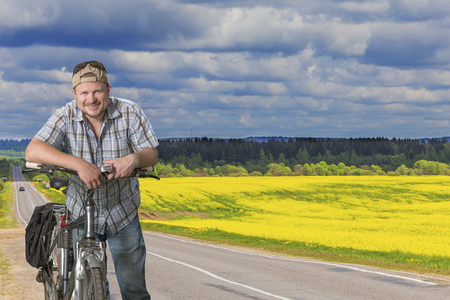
xmin=73 ymin=81 xmax=110 ymax=122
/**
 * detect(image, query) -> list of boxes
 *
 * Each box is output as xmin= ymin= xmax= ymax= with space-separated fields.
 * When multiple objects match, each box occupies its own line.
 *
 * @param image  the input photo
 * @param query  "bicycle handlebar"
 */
xmin=23 ymin=162 xmax=160 ymax=180
xmin=24 ymin=162 xmax=79 ymax=176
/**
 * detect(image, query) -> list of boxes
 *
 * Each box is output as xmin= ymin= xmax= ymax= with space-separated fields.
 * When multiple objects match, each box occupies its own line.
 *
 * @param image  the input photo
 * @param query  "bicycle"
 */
xmin=23 ymin=162 xmax=159 ymax=300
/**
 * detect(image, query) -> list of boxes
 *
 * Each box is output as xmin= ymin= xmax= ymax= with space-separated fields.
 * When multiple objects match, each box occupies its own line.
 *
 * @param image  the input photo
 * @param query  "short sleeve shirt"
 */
xmin=35 ymin=97 xmax=159 ymax=233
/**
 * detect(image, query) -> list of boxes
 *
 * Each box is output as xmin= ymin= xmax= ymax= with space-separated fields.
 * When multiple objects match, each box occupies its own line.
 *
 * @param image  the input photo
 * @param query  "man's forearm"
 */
xmin=131 ymin=148 xmax=158 ymax=169
xmin=25 ymin=138 xmax=82 ymax=170
xmin=26 ymin=138 xmax=106 ymax=188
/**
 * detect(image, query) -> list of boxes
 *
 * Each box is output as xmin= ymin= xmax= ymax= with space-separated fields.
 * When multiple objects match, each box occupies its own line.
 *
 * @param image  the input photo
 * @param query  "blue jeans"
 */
xmin=73 ymin=216 xmax=151 ymax=300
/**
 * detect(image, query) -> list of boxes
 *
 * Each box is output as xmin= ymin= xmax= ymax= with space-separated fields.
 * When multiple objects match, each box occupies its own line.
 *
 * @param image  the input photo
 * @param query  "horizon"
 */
xmin=2 ymin=135 xmax=450 ymax=142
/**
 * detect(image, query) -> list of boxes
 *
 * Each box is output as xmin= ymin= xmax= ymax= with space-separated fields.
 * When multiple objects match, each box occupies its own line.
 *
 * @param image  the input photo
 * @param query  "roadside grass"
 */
xmin=0 ymin=250 xmax=12 ymax=295
xmin=0 ymin=182 xmax=17 ymax=229
xmin=33 ymin=181 xmax=66 ymax=203
xmin=141 ymin=222 xmax=450 ymax=276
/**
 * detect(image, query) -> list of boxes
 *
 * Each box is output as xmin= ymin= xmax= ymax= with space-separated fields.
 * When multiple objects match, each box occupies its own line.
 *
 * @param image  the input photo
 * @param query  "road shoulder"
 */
xmin=0 ymin=228 xmax=44 ymax=300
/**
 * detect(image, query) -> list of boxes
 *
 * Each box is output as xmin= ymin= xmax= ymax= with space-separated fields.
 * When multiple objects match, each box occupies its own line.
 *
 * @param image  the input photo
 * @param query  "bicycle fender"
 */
xmin=85 ymin=253 xmax=103 ymax=269
xmin=75 ymin=253 xmax=102 ymax=281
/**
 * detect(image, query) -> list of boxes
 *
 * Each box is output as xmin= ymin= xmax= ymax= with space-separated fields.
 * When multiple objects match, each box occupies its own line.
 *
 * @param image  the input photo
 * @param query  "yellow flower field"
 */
xmin=139 ymin=176 xmax=450 ymax=257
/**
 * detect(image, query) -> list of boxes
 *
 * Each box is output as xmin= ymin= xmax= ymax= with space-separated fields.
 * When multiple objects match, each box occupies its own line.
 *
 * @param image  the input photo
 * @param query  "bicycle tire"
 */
xmin=90 ymin=267 xmax=106 ymax=300
xmin=44 ymin=278 xmax=58 ymax=300
xmin=48 ymin=222 xmax=60 ymax=270
xmin=40 ymin=268 xmax=58 ymax=300
xmin=80 ymin=266 xmax=106 ymax=300
xmin=64 ymin=265 xmax=106 ymax=300
xmin=44 ymin=219 xmax=61 ymax=300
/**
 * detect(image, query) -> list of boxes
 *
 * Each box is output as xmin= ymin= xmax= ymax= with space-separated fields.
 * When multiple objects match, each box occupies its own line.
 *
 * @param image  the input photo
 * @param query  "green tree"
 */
xmin=328 ymin=164 xmax=339 ymax=175
xmin=266 ymin=163 xmax=291 ymax=176
xmin=315 ymin=161 xmax=329 ymax=176
xmin=395 ymin=164 xmax=410 ymax=175
xmin=292 ymin=164 xmax=305 ymax=175
xmin=296 ymin=148 xmax=310 ymax=164
xmin=277 ymin=153 xmax=289 ymax=165
xmin=259 ymin=148 xmax=269 ymax=165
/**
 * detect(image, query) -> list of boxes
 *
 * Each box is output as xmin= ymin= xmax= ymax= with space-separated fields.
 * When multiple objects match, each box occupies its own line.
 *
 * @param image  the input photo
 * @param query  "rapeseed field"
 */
xmin=139 ymin=176 xmax=450 ymax=272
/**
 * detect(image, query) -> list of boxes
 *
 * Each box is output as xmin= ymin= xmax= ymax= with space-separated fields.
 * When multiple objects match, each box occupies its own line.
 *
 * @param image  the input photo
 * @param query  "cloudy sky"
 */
xmin=1 ymin=0 xmax=450 ymax=140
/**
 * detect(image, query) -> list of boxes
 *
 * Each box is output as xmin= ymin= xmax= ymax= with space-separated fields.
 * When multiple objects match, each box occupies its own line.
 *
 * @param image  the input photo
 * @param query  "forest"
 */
xmin=156 ymin=137 xmax=450 ymax=173
xmin=0 ymin=139 xmax=30 ymax=151
xmin=2 ymin=137 xmax=450 ymax=177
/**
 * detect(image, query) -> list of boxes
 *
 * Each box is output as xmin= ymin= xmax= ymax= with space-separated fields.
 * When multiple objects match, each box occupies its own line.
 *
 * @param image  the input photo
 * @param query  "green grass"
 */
xmin=0 ymin=182 xmax=16 ymax=292
xmin=32 ymin=181 xmax=66 ymax=203
xmin=0 ymin=250 xmax=12 ymax=295
xmin=0 ymin=182 xmax=17 ymax=228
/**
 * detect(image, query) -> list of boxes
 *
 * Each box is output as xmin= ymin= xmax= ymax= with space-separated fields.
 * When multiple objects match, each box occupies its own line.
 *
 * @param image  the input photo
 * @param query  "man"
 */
xmin=25 ymin=61 xmax=158 ymax=299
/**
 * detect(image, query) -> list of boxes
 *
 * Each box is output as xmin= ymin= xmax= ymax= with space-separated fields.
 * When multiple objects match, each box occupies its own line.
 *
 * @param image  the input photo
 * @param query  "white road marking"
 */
xmin=146 ymin=232 xmax=439 ymax=286
xmin=14 ymin=183 xmax=28 ymax=225
xmin=27 ymin=193 xmax=36 ymax=210
xmin=148 ymin=251 xmax=291 ymax=300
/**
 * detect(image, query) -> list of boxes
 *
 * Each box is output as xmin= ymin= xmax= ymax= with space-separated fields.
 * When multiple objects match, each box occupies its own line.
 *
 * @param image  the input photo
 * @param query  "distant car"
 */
xmin=19 ymin=187 xmax=25 ymax=191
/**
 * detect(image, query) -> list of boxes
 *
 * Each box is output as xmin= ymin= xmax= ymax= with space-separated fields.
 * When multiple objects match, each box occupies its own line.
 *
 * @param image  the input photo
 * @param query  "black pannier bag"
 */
xmin=25 ymin=203 xmax=56 ymax=268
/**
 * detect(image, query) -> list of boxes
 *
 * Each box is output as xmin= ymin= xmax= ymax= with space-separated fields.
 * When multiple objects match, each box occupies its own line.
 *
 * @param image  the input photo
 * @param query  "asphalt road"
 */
xmin=13 ymin=166 xmax=450 ymax=299
xmin=13 ymin=165 xmax=48 ymax=225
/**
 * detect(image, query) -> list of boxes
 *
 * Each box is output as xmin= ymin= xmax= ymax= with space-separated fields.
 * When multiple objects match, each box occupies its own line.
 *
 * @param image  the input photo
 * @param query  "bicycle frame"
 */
xmin=71 ymin=191 xmax=107 ymax=299
xmin=59 ymin=191 xmax=107 ymax=299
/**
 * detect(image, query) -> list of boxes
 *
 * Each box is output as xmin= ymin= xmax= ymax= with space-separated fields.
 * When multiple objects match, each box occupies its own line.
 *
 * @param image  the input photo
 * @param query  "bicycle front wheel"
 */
xmin=90 ymin=267 xmax=106 ymax=300
xmin=80 ymin=266 xmax=106 ymax=300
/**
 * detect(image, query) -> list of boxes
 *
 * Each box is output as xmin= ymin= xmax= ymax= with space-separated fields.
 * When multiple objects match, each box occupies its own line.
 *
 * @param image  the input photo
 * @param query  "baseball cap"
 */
xmin=72 ymin=61 xmax=109 ymax=89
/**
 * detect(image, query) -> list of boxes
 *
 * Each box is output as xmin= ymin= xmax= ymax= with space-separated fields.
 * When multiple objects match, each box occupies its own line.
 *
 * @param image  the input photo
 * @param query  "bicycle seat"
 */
xmin=50 ymin=178 xmax=70 ymax=190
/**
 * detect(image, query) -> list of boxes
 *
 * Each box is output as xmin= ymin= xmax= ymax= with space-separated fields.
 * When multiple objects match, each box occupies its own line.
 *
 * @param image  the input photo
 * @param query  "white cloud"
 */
xmin=0 ymin=0 xmax=57 ymax=29
xmin=111 ymin=50 xmax=181 ymax=73
xmin=325 ymin=22 xmax=372 ymax=55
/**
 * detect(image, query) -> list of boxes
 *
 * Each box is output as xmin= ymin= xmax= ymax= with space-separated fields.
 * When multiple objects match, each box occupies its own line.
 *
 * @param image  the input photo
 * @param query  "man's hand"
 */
xmin=103 ymin=155 xmax=136 ymax=180
xmin=103 ymin=148 xmax=157 ymax=180
xmin=76 ymin=160 xmax=105 ymax=189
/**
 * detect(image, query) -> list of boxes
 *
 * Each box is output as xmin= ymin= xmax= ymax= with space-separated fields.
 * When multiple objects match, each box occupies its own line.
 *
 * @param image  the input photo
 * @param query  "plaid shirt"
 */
xmin=35 ymin=97 xmax=159 ymax=234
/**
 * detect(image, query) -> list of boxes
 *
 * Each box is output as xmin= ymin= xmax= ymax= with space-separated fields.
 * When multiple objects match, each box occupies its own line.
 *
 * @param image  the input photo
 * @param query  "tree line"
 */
xmin=0 ymin=158 xmax=19 ymax=188
xmin=3 ymin=137 xmax=450 ymax=177
xmin=154 ymin=159 xmax=450 ymax=177
xmin=0 ymin=139 xmax=30 ymax=152
xmin=154 ymin=137 xmax=450 ymax=176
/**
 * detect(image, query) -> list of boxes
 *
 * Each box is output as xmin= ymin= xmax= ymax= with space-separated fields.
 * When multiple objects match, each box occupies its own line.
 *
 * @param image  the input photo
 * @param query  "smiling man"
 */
xmin=25 ymin=61 xmax=158 ymax=299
